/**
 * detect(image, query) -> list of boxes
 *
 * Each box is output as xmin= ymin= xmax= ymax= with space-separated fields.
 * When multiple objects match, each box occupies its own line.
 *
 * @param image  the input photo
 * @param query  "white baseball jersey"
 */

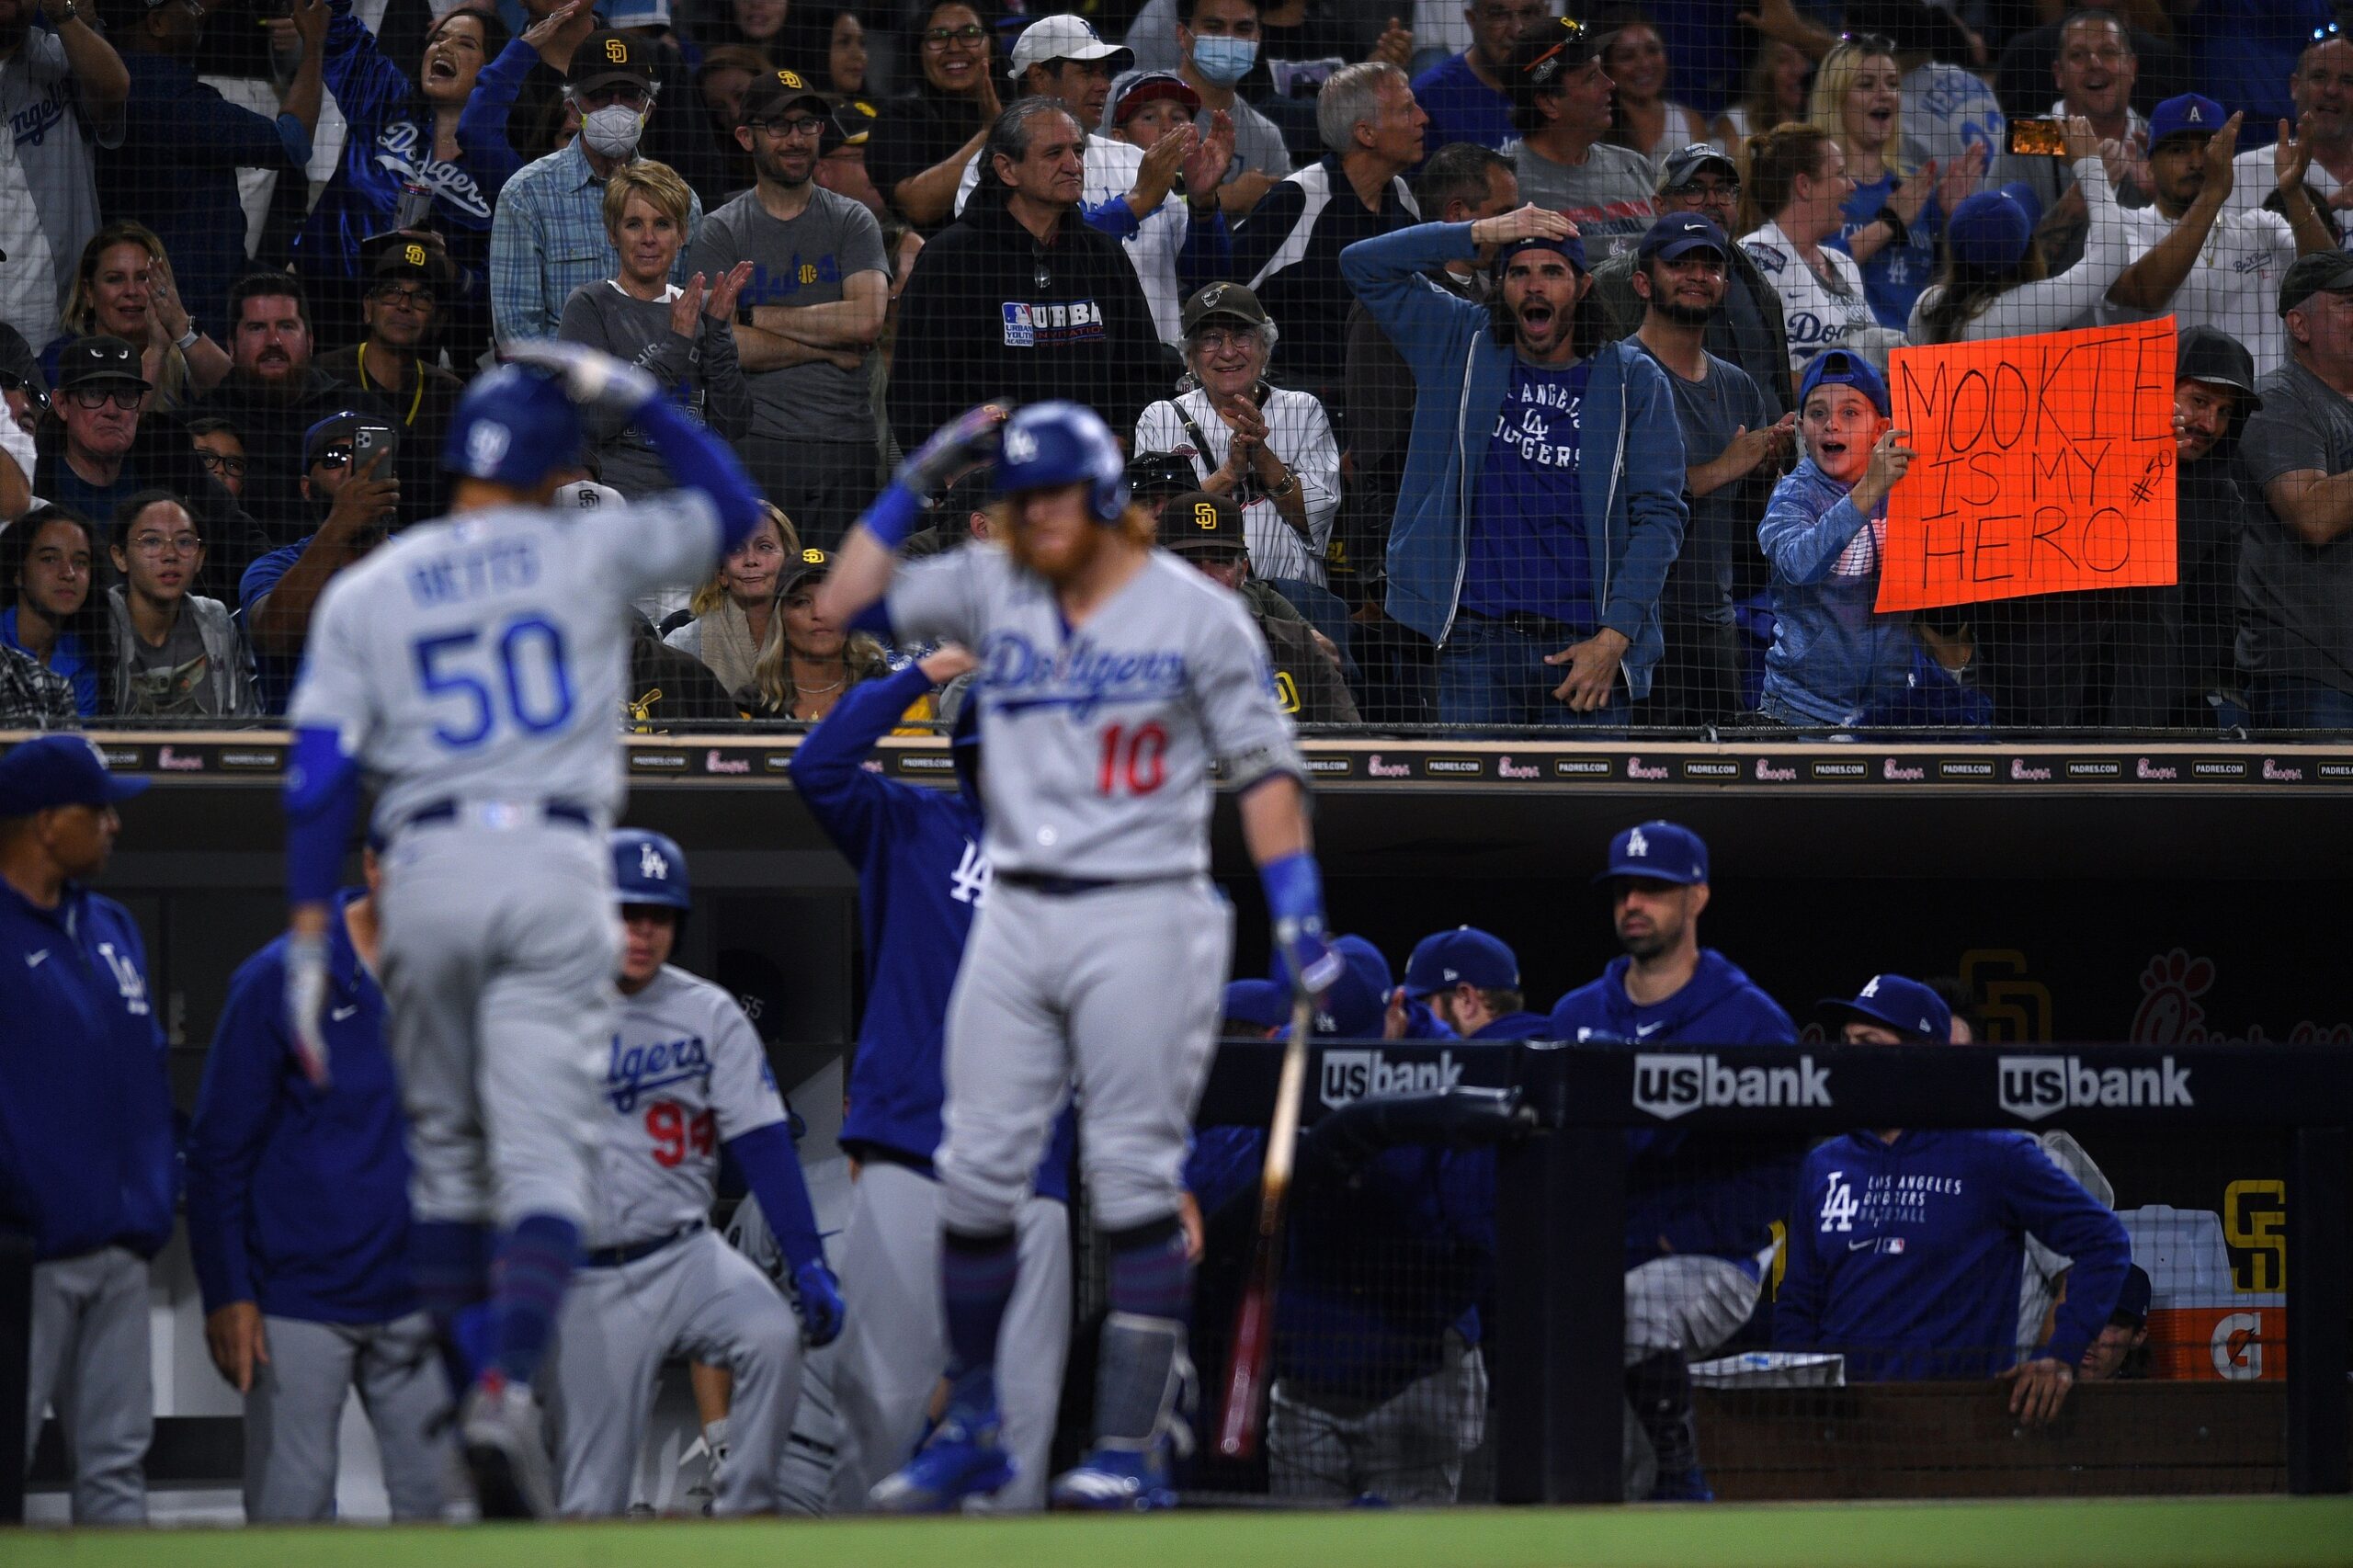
xmin=288 ymin=494 xmax=722 ymax=833
xmin=592 ymin=964 xmax=790 ymax=1250
xmin=2099 ymin=204 xmax=2299 ymax=377
xmin=884 ymin=543 xmax=1301 ymax=880
xmin=1741 ymin=221 xmax=1881 ymax=373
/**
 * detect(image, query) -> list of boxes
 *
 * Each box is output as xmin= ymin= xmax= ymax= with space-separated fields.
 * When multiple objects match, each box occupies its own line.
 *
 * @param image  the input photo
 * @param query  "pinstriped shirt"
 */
xmin=488 ymin=142 xmax=704 ymax=347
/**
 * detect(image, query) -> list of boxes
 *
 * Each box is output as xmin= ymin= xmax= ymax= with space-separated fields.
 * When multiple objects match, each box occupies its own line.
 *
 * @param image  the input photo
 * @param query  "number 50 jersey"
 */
xmin=289 ymin=494 xmax=722 ymax=835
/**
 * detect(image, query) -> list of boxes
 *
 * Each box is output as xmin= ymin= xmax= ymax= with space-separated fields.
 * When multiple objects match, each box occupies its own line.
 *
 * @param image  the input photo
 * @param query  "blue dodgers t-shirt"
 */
xmin=1835 ymin=174 xmax=1943 ymax=332
xmin=1464 ymin=358 xmax=1594 ymax=625
xmin=1411 ymin=51 xmax=1518 ymax=154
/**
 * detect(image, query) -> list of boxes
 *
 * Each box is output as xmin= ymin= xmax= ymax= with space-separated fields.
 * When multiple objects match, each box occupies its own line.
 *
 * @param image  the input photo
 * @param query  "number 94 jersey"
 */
xmin=592 ymin=963 xmax=791 ymax=1251
xmin=288 ymin=494 xmax=722 ymax=834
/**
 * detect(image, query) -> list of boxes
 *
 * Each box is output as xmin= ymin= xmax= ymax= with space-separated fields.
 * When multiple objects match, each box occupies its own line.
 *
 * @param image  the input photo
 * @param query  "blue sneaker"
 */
xmin=867 ymin=1404 xmax=1015 ymax=1514
xmin=1648 ymin=1464 xmax=1715 ymax=1502
xmin=1050 ymin=1446 xmax=1176 ymax=1511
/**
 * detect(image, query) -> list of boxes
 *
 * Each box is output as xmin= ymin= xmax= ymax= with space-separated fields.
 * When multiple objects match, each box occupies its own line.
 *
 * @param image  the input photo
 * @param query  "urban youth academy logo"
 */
xmin=1632 ymin=1054 xmax=1831 ymax=1119
xmin=1996 ymin=1055 xmax=2194 ymax=1120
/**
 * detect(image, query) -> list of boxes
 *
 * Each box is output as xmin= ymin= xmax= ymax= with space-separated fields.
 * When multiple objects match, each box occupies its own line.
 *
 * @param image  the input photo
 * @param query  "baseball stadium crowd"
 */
xmin=2 ymin=0 xmax=2352 ymax=733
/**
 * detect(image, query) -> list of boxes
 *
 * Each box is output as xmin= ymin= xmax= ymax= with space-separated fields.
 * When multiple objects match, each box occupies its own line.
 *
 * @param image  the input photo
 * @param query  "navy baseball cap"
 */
xmin=1639 ymin=211 xmax=1729 ymax=264
xmin=1403 ymin=926 xmax=1520 ymax=997
xmin=2110 ymin=1264 xmax=2153 ymax=1329
xmin=1221 ymin=978 xmax=1290 ymax=1032
xmin=1594 ymin=820 xmax=1710 ymax=885
xmin=1946 ymin=181 xmax=2041 ymax=271
xmin=0 ymin=735 xmax=149 ymax=817
xmin=1820 ymin=973 xmax=1951 ymax=1042
xmin=1493 ymin=232 xmax=1588 ymax=278
xmin=1311 ymin=934 xmax=1393 ymax=1040
xmin=2149 ymin=93 xmax=2226 ymax=150
xmin=1799 ymin=348 xmax=1892 ymax=418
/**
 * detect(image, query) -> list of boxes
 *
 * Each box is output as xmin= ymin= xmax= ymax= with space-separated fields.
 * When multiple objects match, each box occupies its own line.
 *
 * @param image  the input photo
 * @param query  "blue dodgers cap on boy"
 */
xmin=1593 ymin=820 xmax=1710 ymax=885
xmin=1402 ymin=926 xmax=1520 ymax=997
xmin=1798 ymin=347 xmax=1892 ymax=418
xmin=0 ymin=735 xmax=150 ymax=817
xmin=1638 ymin=210 xmax=1729 ymax=264
xmin=1819 ymin=973 xmax=1951 ymax=1042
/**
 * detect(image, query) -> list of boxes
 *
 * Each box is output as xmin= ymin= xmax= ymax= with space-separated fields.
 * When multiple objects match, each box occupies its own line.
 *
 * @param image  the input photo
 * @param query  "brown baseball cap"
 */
xmin=1158 ymin=490 xmax=1244 ymax=553
xmin=568 ymin=30 xmax=658 ymax=92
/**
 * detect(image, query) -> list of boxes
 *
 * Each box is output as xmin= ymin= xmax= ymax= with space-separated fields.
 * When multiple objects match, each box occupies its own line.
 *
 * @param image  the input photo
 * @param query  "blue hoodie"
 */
xmin=1758 ymin=455 xmax=1922 ymax=726
xmin=1551 ymin=950 xmax=1802 ymax=1270
xmin=1777 ymin=1129 xmax=2131 ymax=1379
xmin=1339 ymin=222 xmax=1689 ymax=699
xmin=790 ymin=663 xmax=1074 ymax=1200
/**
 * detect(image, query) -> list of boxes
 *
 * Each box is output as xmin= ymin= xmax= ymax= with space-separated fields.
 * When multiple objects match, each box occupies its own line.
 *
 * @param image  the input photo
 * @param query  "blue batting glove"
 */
xmin=790 ymin=1258 xmax=846 ymax=1347
xmin=1262 ymin=851 xmax=1343 ymax=997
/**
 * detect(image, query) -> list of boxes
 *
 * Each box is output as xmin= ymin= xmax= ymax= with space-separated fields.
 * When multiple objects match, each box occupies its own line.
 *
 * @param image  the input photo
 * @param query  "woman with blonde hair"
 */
xmin=739 ymin=548 xmax=915 ymax=723
xmin=1807 ymin=36 xmax=1980 ymax=330
xmin=667 ymin=502 xmax=800 ymax=695
xmin=43 ymin=222 xmax=230 ymax=410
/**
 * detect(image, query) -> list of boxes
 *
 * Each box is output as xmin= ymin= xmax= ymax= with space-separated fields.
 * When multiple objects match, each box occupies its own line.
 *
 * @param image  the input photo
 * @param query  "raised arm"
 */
xmin=814 ymin=403 xmax=1009 ymax=635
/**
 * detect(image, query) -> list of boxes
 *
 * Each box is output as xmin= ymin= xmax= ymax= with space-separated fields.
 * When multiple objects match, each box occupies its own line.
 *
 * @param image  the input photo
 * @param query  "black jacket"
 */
xmin=887 ymin=191 xmax=1164 ymax=454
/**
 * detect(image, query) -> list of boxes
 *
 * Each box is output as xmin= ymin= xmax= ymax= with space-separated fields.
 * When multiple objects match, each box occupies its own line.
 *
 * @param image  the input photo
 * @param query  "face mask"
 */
xmin=1190 ymin=36 xmax=1256 ymax=85
xmin=581 ymin=103 xmax=648 ymax=159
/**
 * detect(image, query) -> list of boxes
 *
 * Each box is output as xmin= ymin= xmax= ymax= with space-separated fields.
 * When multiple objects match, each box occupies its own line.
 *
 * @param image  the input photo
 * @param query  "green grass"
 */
xmin=8 ymin=1496 xmax=2351 ymax=1568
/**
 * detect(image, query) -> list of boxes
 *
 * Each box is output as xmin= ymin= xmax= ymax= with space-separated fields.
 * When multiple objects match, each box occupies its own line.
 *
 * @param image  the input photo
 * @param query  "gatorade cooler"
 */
xmin=2119 ymin=1206 xmax=2287 ymax=1382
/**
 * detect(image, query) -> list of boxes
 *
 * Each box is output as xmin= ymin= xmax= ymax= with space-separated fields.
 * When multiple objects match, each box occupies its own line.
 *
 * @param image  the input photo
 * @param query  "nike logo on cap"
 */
xmin=26 ymin=949 xmax=49 ymax=968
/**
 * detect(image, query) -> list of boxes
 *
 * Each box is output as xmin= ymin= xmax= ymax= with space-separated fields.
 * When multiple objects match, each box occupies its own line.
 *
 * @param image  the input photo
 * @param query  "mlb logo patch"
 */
xmin=1885 ymin=1237 xmax=1905 ymax=1254
xmin=1002 ymin=302 xmax=1035 ymax=348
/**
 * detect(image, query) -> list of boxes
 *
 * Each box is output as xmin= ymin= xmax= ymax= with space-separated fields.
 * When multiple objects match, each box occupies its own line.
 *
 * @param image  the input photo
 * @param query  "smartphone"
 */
xmin=2007 ymin=116 xmax=2067 ymax=157
xmin=353 ymin=422 xmax=399 ymax=470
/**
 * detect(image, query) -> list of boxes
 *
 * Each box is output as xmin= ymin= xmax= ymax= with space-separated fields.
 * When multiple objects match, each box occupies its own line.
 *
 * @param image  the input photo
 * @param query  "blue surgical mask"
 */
xmin=1190 ymin=35 xmax=1257 ymax=85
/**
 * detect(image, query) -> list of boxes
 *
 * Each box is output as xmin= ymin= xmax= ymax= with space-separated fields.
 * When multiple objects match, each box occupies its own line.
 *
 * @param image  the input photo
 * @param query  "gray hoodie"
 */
xmin=105 ymin=586 xmax=259 ymax=718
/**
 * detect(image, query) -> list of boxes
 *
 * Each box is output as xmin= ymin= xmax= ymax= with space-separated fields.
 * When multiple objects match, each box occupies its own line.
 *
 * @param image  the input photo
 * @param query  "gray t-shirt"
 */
xmin=1512 ymin=141 xmax=1656 ymax=263
xmin=1211 ymin=98 xmax=1293 ymax=186
xmin=2235 ymin=358 xmax=2353 ymax=696
xmin=556 ymin=279 xmax=752 ymax=500
xmin=0 ymin=28 xmax=123 ymax=347
xmin=1636 ymin=343 xmax=1768 ymax=623
xmin=884 ymin=544 xmax=1302 ymax=880
xmin=121 ymin=605 xmax=217 ymax=716
xmin=688 ymin=186 xmax=889 ymax=447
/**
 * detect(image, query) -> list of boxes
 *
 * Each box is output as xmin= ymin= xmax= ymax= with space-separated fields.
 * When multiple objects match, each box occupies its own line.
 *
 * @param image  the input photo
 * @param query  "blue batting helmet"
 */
xmin=612 ymin=829 xmax=691 ymax=910
xmin=443 ymin=365 xmax=583 ymax=487
xmin=994 ymin=401 xmax=1128 ymax=522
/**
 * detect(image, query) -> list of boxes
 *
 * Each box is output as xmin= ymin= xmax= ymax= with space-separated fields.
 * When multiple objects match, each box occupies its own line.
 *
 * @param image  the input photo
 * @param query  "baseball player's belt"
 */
xmin=403 ymin=797 xmax=597 ymax=834
xmin=580 ymin=1220 xmax=706 ymax=1269
xmin=995 ymin=870 xmax=1197 ymax=897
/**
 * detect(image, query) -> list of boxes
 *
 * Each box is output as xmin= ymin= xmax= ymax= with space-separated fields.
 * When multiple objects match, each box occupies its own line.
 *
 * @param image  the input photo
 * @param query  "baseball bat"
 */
xmin=1213 ymin=986 xmax=1315 ymax=1460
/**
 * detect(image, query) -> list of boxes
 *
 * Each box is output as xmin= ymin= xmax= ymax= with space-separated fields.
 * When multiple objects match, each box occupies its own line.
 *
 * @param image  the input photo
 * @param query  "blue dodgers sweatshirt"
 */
xmin=1776 ymin=1129 xmax=2131 ymax=1380
xmin=1551 ymin=950 xmax=1803 ymax=1270
xmin=791 ymin=665 xmax=1074 ymax=1202
xmin=185 ymin=888 xmax=417 ymax=1324
xmin=0 ymin=878 xmax=176 ymax=1263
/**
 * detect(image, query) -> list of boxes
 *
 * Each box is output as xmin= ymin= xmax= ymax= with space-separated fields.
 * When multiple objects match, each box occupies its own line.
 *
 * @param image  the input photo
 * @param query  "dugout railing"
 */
xmin=1193 ymin=1040 xmax=2351 ymax=1506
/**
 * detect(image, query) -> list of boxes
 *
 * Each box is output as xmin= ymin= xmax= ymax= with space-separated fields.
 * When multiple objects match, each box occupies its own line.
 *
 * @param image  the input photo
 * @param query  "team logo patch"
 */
xmin=1002 ymin=303 xmax=1035 ymax=348
xmin=404 ymin=242 xmax=427 ymax=267
xmin=465 ymin=420 xmax=511 ymax=472
xmin=1192 ymin=501 xmax=1218 ymax=529
xmin=605 ymin=37 xmax=629 ymax=62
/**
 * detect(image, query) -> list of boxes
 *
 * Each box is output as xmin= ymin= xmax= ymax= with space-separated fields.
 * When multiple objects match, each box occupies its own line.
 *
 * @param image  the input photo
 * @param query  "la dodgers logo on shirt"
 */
xmin=1492 ymin=377 xmax=1583 ymax=469
xmin=981 ymin=630 xmax=1188 ymax=721
xmin=373 ymin=122 xmax=494 ymax=220
xmin=605 ymin=1031 xmax=711 ymax=1111
xmin=96 ymin=942 xmax=150 ymax=1016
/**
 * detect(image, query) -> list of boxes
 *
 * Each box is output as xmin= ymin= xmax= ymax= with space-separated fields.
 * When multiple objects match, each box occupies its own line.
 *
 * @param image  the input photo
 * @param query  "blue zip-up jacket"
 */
xmin=185 ymin=888 xmax=416 ymax=1324
xmin=1777 ymin=1129 xmax=2131 ymax=1380
xmin=0 ymin=877 xmax=175 ymax=1263
xmin=1552 ymin=950 xmax=1802 ymax=1271
xmin=790 ymin=663 xmax=1074 ymax=1201
xmin=1758 ymin=455 xmax=1921 ymax=727
xmin=1339 ymin=221 xmax=1688 ymax=698
xmin=293 ymin=0 xmax=533 ymax=289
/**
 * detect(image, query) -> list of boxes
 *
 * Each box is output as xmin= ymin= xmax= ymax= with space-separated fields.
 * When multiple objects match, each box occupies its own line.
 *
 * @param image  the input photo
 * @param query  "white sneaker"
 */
xmin=460 ymin=1371 xmax=556 ymax=1519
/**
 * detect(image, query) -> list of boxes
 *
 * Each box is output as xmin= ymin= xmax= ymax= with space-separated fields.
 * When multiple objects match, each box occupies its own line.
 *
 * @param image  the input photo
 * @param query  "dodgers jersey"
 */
xmin=288 ymin=494 xmax=722 ymax=833
xmin=884 ymin=544 xmax=1302 ymax=880
xmin=593 ymin=964 xmax=791 ymax=1250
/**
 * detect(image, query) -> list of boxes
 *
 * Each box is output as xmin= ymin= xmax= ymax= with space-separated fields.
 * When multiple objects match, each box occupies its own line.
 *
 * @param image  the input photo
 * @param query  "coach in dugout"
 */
xmin=0 ymin=736 xmax=170 ymax=1524
xmin=1779 ymin=974 xmax=2131 ymax=1426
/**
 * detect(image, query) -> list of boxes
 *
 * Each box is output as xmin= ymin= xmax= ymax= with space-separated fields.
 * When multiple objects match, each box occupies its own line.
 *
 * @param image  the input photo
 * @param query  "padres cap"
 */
xmin=54 ymin=335 xmax=152 ymax=393
xmin=567 ymin=29 xmax=658 ymax=92
xmin=778 ymin=545 xmax=832 ymax=596
xmin=1593 ymin=819 xmax=1709 ymax=885
xmin=1158 ymin=490 xmax=1243 ymax=553
xmin=0 ymin=735 xmax=149 ymax=817
xmin=740 ymin=66 xmax=831 ymax=125
xmin=364 ymin=233 xmax=451 ymax=290
xmin=1180 ymin=280 xmax=1269 ymax=336
xmin=1403 ymin=926 xmax=1519 ymax=998
xmin=1819 ymin=973 xmax=1951 ymax=1043
xmin=821 ymin=97 xmax=879 ymax=154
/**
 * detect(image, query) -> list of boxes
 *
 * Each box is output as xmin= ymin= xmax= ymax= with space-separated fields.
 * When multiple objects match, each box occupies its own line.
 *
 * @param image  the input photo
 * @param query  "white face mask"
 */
xmin=581 ymin=103 xmax=647 ymax=158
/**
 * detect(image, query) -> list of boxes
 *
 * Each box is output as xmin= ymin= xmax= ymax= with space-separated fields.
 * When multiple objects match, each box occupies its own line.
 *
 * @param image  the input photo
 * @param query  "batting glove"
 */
xmin=790 ymin=1258 xmax=846 ymax=1347
xmin=899 ymin=402 xmax=1009 ymax=501
xmin=1262 ymin=851 xmax=1344 ymax=998
xmin=502 ymin=339 xmax=661 ymax=420
xmin=284 ymin=930 xmax=333 ymax=1087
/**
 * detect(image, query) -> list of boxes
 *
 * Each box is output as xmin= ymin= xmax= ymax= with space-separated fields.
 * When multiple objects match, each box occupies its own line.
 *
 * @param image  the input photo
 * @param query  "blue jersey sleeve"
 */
xmin=789 ymin=662 xmax=933 ymax=864
xmin=319 ymin=0 xmax=412 ymax=138
xmin=1994 ymin=1135 xmax=2131 ymax=1368
xmin=184 ymin=949 xmax=290 ymax=1312
xmin=727 ymin=1121 xmax=824 ymax=1271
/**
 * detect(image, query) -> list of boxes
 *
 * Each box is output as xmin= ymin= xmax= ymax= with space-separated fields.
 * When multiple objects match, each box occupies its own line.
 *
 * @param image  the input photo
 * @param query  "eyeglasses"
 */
xmin=371 ymin=284 xmax=438 ymax=308
xmin=749 ymin=114 xmax=827 ymax=139
xmin=195 ymin=449 xmax=246 ymax=479
xmin=66 ymin=386 xmax=142 ymax=411
xmin=1190 ymin=327 xmax=1263 ymax=353
xmin=922 ymin=23 xmax=985 ymax=49
xmin=127 ymin=531 xmax=201 ymax=558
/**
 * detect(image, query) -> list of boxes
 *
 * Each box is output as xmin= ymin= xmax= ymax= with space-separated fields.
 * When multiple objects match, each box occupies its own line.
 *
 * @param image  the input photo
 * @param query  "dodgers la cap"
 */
xmin=2148 ymin=93 xmax=2226 ymax=149
xmin=1593 ymin=819 xmax=1709 ymax=885
xmin=1402 ymin=926 xmax=1519 ymax=998
xmin=1945 ymin=181 xmax=2041 ymax=271
xmin=0 ymin=735 xmax=149 ymax=818
xmin=1819 ymin=973 xmax=1951 ymax=1042
xmin=1222 ymin=978 xmax=1291 ymax=1032
xmin=2110 ymin=1264 xmax=2153 ymax=1329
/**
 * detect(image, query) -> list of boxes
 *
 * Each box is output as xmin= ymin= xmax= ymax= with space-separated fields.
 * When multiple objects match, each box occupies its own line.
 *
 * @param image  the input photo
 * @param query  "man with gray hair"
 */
xmin=1229 ymin=60 xmax=1426 ymax=404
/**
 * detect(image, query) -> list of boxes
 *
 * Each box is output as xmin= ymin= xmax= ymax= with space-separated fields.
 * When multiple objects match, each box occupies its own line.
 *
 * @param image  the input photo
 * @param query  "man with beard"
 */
xmin=0 ymin=0 xmax=128 ymax=347
xmin=688 ymin=68 xmax=890 ymax=548
xmin=1627 ymin=212 xmax=1790 ymax=726
xmin=1341 ymin=202 xmax=1686 ymax=727
xmin=1549 ymin=820 xmax=1799 ymax=1503
xmin=194 ymin=271 xmax=394 ymax=541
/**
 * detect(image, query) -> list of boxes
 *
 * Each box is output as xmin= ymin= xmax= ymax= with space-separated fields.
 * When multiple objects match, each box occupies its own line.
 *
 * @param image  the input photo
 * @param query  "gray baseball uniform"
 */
xmin=546 ymin=963 xmax=807 ymax=1517
xmin=243 ymin=1312 xmax=451 ymax=1522
xmin=287 ymin=493 xmax=722 ymax=1233
xmin=883 ymin=544 xmax=1300 ymax=1235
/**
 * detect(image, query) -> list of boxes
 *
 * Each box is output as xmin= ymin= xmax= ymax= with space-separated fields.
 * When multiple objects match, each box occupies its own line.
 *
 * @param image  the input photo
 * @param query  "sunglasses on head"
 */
xmin=1837 ymin=30 xmax=1897 ymax=55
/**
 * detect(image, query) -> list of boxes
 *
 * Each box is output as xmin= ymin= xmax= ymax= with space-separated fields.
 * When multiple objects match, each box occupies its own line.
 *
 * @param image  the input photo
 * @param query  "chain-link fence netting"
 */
xmin=5 ymin=0 xmax=2350 ymax=738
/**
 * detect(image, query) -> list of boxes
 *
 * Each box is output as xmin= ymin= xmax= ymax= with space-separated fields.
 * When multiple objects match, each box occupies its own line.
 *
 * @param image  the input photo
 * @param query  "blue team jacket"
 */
xmin=791 ymin=664 xmax=1074 ymax=1202
xmin=1338 ymin=221 xmax=1688 ymax=696
xmin=1777 ymin=1129 xmax=2132 ymax=1379
xmin=0 ymin=878 xmax=176 ymax=1262
xmin=185 ymin=888 xmax=416 ymax=1324
xmin=1552 ymin=950 xmax=1803 ymax=1272
xmin=1758 ymin=456 xmax=1921 ymax=726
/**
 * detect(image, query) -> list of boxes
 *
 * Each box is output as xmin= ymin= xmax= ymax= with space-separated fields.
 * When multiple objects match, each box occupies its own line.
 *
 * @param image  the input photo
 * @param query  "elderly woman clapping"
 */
xmin=1135 ymin=281 xmax=1340 ymax=597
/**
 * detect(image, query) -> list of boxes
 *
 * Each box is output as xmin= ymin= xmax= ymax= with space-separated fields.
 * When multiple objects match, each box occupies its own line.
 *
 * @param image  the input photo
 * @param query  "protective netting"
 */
xmin=6 ymin=0 xmax=2350 ymax=737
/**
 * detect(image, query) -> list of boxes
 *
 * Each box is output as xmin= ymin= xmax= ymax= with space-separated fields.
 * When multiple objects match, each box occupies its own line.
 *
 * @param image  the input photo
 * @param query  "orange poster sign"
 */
xmin=1875 ymin=319 xmax=2178 ymax=614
